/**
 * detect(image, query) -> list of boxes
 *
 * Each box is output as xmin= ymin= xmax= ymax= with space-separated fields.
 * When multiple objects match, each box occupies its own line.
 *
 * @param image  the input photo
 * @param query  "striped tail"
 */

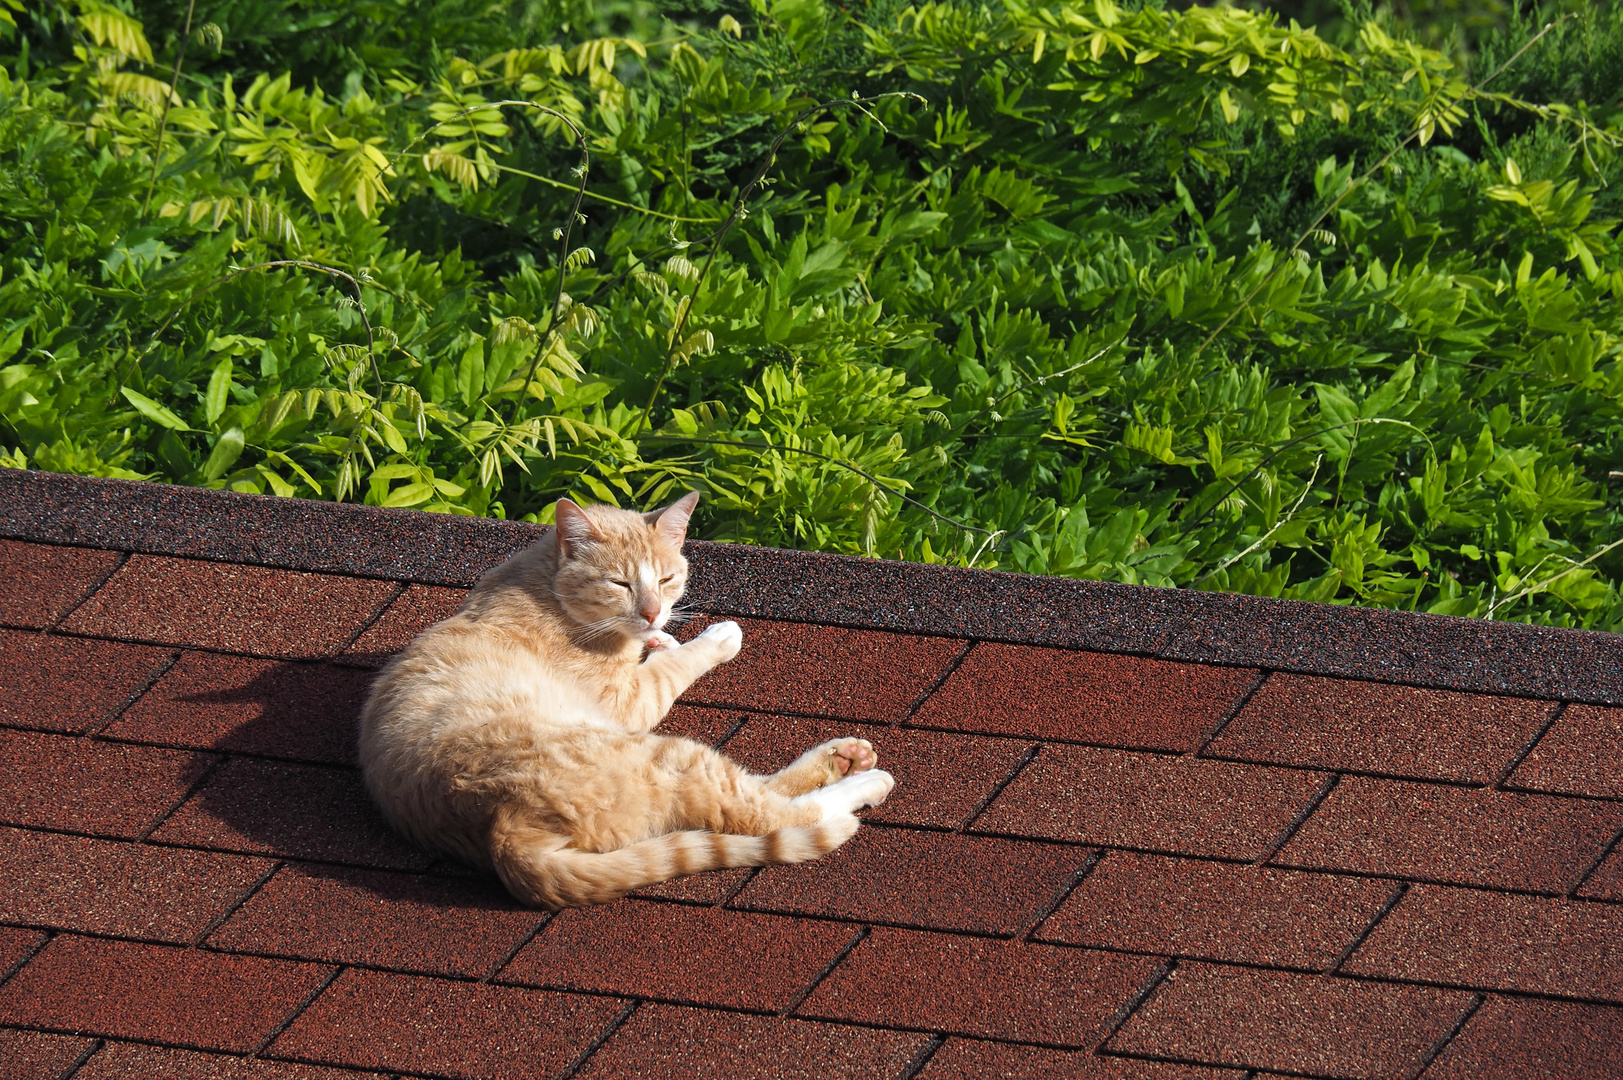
xmin=488 ymin=809 xmax=861 ymax=909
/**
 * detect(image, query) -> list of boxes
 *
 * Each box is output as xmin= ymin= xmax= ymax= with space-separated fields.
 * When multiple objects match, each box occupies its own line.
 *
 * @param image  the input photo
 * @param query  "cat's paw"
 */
xmin=806 ymin=737 xmax=876 ymax=780
xmin=645 ymin=631 xmax=680 ymax=651
xmin=794 ymin=769 xmax=894 ymax=818
xmin=828 ymin=737 xmax=877 ymax=776
xmin=844 ymin=768 xmax=894 ymax=810
xmin=695 ymin=620 xmax=743 ymax=661
xmin=765 ymin=738 xmax=877 ymax=798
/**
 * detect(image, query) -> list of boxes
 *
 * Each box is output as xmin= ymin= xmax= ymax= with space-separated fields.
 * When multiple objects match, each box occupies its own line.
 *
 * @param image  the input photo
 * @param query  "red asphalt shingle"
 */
xmin=1275 ymin=775 xmax=1621 ymax=893
xmin=61 ymin=555 xmax=397 ymax=659
xmin=0 ymin=539 xmax=121 ymax=628
xmin=0 ymin=630 xmax=171 ymax=734
xmin=0 ymin=826 xmax=273 ymax=943
xmin=501 ymin=900 xmax=849 ymax=1012
xmin=629 ymin=865 xmax=753 ymax=905
xmin=0 ymin=926 xmax=46 ymax=979
xmin=655 ymin=702 xmax=745 ymax=745
xmin=271 ymin=968 xmax=623 ymax=1080
xmin=732 ymin=826 xmax=1083 ymax=935
xmin=912 ymin=644 xmax=1256 ymax=750
xmin=150 ymin=757 xmax=432 ymax=870
xmin=108 ymin=651 xmax=372 ymax=765
xmin=1205 ymin=672 xmax=1553 ymax=783
xmin=1107 ymin=962 xmax=1475 ymax=1080
xmin=75 ymin=1042 xmax=386 ymax=1079
xmin=973 ymin=744 xmax=1326 ymax=860
xmin=1035 ymin=850 xmax=1397 ymax=970
xmin=1506 ymin=703 xmax=1623 ymax=799
xmin=0 ymin=1028 xmax=95 ymax=1080
xmin=0 ymin=729 xmax=213 ymax=838
xmin=915 ymin=1039 xmax=1247 ymax=1080
xmin=1578 ymin=844 xmax=1623 ymax=901
xmin=0 ymin=935 xmax=333 ymax=1053
xmin=1343 ymin=884 xmax=1623 ymax=1001
xmin=1425 ymin=997 xmax=1623 ymax=1080
xmin=337 ymin=583 xmax=469 ymax=668
xmin=799 ymin=928 xmax=1162 ymax=1047
xmin=208 ymin=863 xmax=540 ymax=977
xmin=574 ymin=1003 xmax=932 ymax=1080
xmin=676 ymin=617 xmax=964 ymax=720
xmin=720 ymin=715 xmax=1032 ymax=829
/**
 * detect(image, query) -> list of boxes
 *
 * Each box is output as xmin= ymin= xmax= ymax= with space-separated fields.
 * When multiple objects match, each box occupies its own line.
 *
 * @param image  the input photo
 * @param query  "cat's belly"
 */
xmin=357 ymin=650 xmax=620 ymax=864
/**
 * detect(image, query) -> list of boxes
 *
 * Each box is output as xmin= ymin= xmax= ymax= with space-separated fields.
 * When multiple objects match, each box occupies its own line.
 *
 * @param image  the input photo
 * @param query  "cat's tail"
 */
xmin=488 ymin=807 xmax=861 ymax=909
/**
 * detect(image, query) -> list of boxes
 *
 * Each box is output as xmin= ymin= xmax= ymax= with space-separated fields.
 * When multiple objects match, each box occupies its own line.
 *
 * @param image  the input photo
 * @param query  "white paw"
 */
xmin=645 ymin=631 xmax=680 ymax=651
xmin=794 ymin=769 xmax=894 ymax=818
xmin=695 ymin=620 xmax=742 ymax=661
xmin=842 ymin=769 xmax=894 ymax=810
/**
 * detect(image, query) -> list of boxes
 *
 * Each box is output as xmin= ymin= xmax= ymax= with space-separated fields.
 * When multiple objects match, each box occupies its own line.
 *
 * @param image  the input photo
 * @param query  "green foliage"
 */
xmin=3 ymin=0 xmax=1623 ymax=628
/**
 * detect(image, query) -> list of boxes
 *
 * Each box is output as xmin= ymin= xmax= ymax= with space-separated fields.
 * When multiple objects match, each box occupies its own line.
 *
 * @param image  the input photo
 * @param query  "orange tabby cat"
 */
xmin=358 ymin=492 xmax=893 ymax=908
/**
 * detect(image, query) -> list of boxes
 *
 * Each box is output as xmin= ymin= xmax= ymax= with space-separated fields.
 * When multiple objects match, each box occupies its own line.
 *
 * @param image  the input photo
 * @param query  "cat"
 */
xmin=358 ymin=491 xmax=894 ymax=908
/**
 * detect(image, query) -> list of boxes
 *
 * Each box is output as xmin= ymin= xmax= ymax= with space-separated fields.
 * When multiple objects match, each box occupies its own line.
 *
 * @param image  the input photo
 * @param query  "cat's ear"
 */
xmin=648 ymin=491 xmax=701 ymax=545
xmin=553 ymin=498 xmax=603 ymax=560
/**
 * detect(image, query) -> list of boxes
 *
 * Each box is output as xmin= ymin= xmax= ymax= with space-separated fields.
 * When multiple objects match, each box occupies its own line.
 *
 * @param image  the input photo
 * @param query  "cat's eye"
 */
xmin=659 ymin=575 xmax=675 ymax=585
xmin=609 ymin=579 xmax=631 ymax=589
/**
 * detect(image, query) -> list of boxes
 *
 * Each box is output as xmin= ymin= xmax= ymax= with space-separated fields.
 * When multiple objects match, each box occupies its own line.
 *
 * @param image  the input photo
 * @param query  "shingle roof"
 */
xmin=0 ymin=468 xmax=1620 ymax=1079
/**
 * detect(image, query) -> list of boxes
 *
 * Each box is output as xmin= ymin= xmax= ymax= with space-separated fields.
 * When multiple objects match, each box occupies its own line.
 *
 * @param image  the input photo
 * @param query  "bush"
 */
xmin=3 ymin=0 xmax=1622 ymax=627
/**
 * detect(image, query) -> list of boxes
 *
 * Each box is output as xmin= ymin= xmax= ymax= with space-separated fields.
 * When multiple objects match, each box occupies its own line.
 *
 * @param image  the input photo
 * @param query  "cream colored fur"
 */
xmin=358 ymin=492 xmax=892 ymax=908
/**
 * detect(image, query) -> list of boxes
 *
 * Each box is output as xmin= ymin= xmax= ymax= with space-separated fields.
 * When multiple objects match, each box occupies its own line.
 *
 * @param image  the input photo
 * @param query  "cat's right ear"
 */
xmin=553 ymin=498 xmax=603 ymax=560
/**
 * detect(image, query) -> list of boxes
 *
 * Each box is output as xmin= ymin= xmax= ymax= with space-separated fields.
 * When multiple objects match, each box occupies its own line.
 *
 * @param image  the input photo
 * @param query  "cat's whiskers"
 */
xmin=571 ymin=615 xmax=634 ymax=644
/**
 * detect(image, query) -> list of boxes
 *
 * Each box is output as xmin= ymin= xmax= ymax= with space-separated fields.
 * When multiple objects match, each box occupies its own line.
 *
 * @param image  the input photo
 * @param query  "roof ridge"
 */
xmin=2 ymin=469 xmax=1618 ymax=703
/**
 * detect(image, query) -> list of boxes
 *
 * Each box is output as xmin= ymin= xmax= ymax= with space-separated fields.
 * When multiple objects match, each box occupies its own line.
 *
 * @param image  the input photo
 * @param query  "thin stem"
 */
xmin=490 ymin=163 xmax=718 ymax=222
xmin=126 ymin=260 xmax=381 ymax=397
xmin=1484 ymin=537 xmax=1623 ymax=619
xmin=503 ymin=109 xmax=591 ymax=425
xmin=1195 ymin=14 xmax=1575 ymax=356
xmin=637 ymin=433 xmax=996 ymax=537
xmin=1193 ymin=454 xmax=1323 ymax=586
xmin=1182 ymin=417 xmax=1434 ymax=533
xmin=141 ymin=0 xmax=195 ymax=216
xmin=951 ymin=340 xmax=1122 ymax=439
xmin=633 ymin=91 xmax=925 ymax=437
xmin=399 ymin=101 xmax=596 ymax=426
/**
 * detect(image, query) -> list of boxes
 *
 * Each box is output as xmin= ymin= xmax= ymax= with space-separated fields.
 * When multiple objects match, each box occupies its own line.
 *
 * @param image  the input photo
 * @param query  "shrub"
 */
xmin=2 ymin=0 xmax=1622 ymax=627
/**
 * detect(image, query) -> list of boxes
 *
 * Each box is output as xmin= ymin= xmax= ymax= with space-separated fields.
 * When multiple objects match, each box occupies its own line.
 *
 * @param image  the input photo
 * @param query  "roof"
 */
xmin=0 ymin=467 xmax=1619 ymax=1080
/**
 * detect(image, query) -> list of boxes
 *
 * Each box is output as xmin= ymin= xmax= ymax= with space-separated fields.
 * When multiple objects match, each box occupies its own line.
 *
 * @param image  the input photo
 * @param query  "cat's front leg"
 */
xmin=686 ymin=619 xmax=742 ymax=662
xmin=631 ymin=620 xmax=743 ymax=726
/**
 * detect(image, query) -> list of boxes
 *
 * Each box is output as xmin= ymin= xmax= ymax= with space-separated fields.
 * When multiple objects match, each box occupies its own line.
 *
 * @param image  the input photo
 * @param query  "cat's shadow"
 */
xmin=168 ymin=657 xmax=516 ymax=904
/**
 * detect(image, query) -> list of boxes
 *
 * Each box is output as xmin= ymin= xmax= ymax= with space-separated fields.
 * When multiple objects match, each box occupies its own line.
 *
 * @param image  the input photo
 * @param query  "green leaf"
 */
xmin=886 ymin=212 xmax=948 ymax=244
xmin=383 ymin=481 xmax=435 ymax=507
xmin=458 ymin=340 xmax=486 ymax=408
xmin=256 ymin=465 xmax=296 ymax=498
xmin=120 ymin=387 xmax=193 ymax=432
xmin=202 ymin=427 xmax=245 ymax=481
xmin=205 ymin=359 xmax=234 ymax=426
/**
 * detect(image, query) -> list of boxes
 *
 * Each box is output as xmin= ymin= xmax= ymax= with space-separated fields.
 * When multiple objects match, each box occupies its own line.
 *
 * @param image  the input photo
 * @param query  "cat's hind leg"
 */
xmin=485 ymin=748 xmax=883 ymax=908
xmin=762 ymin=738 xmax=879 ymax=797
xmin=488 ymin=800 xmax=857 ymax=909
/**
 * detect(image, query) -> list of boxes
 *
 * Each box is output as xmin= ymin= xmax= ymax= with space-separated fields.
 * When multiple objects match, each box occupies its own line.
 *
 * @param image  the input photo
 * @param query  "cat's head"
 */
xmin=550 ymin=492 xmax=699 ymax=642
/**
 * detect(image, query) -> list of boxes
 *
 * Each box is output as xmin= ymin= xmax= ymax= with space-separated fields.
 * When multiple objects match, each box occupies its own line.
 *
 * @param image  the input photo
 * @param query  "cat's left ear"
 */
xmin=648 ymin=491 xmax=701 ymax=545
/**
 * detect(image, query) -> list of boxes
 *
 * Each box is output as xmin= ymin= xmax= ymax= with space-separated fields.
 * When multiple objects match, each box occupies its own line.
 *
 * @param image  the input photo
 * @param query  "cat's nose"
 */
xmin=638 ymin=601 xmax=660 ymax=625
